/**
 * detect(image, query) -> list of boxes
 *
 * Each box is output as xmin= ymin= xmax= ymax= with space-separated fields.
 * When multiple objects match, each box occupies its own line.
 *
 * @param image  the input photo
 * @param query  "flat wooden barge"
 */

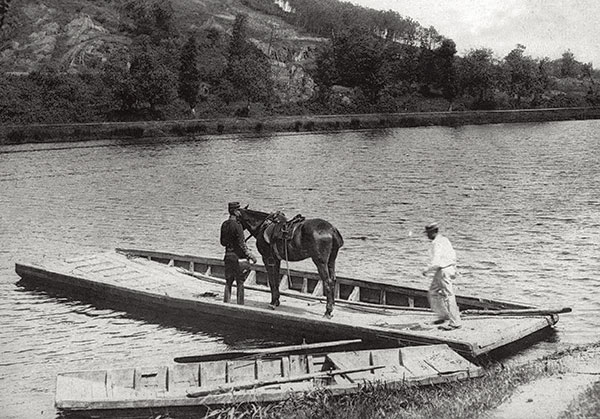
xmin=15 ymin=249 xmax=560 ymax=357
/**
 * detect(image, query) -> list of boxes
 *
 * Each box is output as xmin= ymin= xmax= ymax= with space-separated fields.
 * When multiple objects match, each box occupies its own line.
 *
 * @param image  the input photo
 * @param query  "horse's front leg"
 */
xmin=264 ymin=256 xmax=281 ymax=309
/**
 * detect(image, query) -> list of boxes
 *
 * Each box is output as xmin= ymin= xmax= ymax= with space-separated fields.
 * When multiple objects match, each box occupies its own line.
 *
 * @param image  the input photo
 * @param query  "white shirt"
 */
xmin=429 ymin=234 xmax=456 ymax=269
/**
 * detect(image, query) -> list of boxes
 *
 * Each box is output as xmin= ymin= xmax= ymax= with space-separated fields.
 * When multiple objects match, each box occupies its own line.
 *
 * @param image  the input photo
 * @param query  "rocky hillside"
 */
xmin=0 ymin=0 xmax=326 ymax=102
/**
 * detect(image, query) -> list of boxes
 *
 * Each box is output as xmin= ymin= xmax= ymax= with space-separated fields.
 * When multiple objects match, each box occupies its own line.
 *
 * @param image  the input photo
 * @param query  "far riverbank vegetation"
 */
xmin=1 ymin=0 xmax=599 ymax=128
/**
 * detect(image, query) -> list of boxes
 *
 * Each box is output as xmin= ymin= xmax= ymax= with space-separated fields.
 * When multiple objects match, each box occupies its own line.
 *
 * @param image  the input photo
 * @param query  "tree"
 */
xmin=0 ymin=0 xmax=9 ymax=30
xmin=179 ymin=35 xmax=201 ymax=114
xmin=105 ymin=39 xmax=177 ymax=114
xmin=228 ymin=14 xmax=250 ymax=63
xmin=119 ymin=0 xmax=175 ymax=42
xmin=379 ymin=42 xmax=419 ymax=86
xmin=456 ymin=48 xmax=499 ymax=109
xmin=196 ymin=28 xmax=228 ymax=85
xmin=560 ymin=50 xmax=579 ymax=78
xmin=331 ymin=27 xmax=385 ymax=102
xmin=312 ymin=42 xmax=339 ymax=101
xmin=129 ymin=41 xmax=177 ymax=111
xmin=502 ymin=45 xmax=544 ymax=108
xmin=225 ymin=14 xmax=274 ymax=106
xmin=434 ymin=39 xmax=457 ymax=105
xmin=228 ymin=53 xmax=273 ymax=104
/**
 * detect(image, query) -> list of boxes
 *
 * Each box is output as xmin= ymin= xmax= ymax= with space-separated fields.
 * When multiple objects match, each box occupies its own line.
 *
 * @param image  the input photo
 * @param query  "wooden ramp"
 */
xmin=55 ymin=344 xmax=482 ymax=412
xmin=15 ymin=251 xmax=558 ymax=357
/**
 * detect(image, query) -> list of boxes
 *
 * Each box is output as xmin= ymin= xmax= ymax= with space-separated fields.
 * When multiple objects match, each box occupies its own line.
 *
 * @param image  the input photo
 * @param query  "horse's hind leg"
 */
xmin=327 ymin=244 xmax=339 ymax=298
xmin=313 ymin=257 xmax=334 ymax=318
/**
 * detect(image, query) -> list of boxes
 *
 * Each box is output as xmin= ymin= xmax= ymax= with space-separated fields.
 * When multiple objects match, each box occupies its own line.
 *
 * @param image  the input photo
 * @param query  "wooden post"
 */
xmin=246 ymin=270 xmax=257 ymax=285
xmin=301 ymin=277 xmax=308 ymax=293
xmin=348 ymin=287 xmax=360 ymax=302
xmin=281 ymin=356 xmax=290 ymax=378
xmin=254 ymin=359 xmax=261 ymax=381
xmin=279 ymin=275 xmax=289 ymax=291
xmin=312 ymin=280 xmax=323 ymax=296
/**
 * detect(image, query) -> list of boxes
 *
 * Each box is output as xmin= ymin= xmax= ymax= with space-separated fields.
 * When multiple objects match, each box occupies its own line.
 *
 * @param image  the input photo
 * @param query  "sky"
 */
xmin=349 ymin=0 xmax=600 ymax=66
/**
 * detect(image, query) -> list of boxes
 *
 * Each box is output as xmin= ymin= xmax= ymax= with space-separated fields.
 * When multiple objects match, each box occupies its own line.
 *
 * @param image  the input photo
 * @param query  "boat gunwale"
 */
xmin=115 ymin=247 xmax=534 ymax=310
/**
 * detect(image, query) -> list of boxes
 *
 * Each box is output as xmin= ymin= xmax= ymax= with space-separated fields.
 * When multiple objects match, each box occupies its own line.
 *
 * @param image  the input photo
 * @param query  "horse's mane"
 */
xmin=242 ymin=208 xmax=270 ymax=218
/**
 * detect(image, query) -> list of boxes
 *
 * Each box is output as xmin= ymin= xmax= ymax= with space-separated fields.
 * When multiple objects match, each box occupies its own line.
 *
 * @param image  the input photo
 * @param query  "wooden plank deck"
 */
xmin=16 ymin=251 xmax=558 ymax=357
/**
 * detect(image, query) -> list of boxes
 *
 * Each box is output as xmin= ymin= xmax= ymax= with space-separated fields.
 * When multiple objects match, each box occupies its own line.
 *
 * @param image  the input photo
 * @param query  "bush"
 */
xmin=171 ymin=123 xmax=208 ymax=136
xmin=109 ymin=127 xmax=145 ymax=138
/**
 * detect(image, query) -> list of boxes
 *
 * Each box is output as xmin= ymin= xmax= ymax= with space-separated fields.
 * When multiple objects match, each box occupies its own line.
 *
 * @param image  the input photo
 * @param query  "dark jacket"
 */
xmin=220 ymin=216 xmax=253 ymax=259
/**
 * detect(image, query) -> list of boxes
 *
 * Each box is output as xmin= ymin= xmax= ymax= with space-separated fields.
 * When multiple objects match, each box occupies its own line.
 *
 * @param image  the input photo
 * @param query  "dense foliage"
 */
xmin=0 ymin=0 xmax=598 ymax=125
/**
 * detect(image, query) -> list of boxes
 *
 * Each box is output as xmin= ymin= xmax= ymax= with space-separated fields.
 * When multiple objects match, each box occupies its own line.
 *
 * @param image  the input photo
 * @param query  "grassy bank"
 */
xmin=202 ymin=342 xmax=600 ymax=419
xmin=1 ymin=107 xmax=600 ymax=146
xmin=562 ymin=381 xmax=600 ymax=418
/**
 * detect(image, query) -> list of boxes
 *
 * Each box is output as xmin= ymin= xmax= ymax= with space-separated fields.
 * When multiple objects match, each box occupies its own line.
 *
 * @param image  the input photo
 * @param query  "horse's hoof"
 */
xmin=323 ymin=312 xmax=333 ymax=319
xmin=275 ymin=300 xmax=280 ymax=307
xmin=268 ymin=304 xmax=277 ymax=310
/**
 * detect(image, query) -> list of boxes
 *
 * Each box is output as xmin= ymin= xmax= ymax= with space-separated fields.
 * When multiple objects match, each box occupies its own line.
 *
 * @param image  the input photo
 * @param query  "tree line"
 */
xmin=0 ymin=0 xmax=598 ymax=126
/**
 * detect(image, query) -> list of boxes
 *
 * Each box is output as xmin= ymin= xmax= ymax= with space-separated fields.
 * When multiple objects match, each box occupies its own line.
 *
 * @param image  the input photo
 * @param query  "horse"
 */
xmin=237 ymin=207 xmax=344 ymax=318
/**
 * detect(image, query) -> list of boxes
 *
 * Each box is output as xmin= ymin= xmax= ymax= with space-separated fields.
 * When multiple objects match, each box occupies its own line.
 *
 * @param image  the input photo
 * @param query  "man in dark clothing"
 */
xmin=220 ymin=202 xmax=257 ymax=304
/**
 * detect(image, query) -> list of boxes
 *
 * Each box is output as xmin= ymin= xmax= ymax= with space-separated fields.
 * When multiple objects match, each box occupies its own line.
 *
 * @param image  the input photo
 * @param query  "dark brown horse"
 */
xmin=237 ymin=207 xmax=344 ymax=317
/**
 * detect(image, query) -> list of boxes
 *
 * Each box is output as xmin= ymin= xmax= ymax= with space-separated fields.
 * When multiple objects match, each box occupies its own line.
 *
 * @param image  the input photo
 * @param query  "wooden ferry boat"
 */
xmin=15 ymin=248 xmax=565 ymax=358
xmin=55 ymin=343 xmax=482 ymax=415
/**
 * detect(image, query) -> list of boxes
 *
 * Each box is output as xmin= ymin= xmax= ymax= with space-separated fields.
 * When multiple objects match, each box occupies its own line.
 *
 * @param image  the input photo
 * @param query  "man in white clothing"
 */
xmin=422 ymin=222 xmax=462 ymax=330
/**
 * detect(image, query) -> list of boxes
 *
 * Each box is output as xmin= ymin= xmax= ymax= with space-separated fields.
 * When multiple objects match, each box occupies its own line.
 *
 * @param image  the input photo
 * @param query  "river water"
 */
xmin=1 ymin=120 xmax=599 ymax=418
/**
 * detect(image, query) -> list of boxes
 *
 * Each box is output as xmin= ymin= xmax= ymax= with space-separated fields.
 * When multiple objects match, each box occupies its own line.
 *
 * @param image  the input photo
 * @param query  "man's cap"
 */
xmin=228 ymin=202 xmax=241 ymax=211
xmin=424 ymin=222 xmax=439 ymax=232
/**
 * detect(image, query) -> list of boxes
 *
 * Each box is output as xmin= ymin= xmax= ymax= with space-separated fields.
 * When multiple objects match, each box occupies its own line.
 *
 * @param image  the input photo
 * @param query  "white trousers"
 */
xmin=428 ymin=266 xmax=462 ymax=326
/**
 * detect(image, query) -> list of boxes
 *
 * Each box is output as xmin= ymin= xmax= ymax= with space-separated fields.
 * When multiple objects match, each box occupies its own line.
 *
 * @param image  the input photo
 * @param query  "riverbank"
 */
xmin=208 ymin=342 xmax=600 ymax=419
xmin=1 ymin=107 xmax=600 ymax=145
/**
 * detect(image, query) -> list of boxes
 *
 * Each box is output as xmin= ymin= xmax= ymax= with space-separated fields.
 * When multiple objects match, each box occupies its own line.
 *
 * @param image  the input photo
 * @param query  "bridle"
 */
xmin=241 ymin=210 xmax=279 ymax=241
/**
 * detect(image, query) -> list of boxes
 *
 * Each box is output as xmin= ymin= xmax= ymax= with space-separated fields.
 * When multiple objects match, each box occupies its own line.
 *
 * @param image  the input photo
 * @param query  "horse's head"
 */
xmin=237 ymin=207 xmax=270 ymax=238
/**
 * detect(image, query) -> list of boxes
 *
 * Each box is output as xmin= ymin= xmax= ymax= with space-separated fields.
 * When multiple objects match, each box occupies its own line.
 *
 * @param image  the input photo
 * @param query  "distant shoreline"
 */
xmin=1 ymin=107 xmax=599 ymax=146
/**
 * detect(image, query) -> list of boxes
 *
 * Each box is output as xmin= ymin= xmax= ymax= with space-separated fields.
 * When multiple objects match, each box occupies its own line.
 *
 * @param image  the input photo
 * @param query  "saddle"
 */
xmin=263 ymin=213 xmax=305 ymax=260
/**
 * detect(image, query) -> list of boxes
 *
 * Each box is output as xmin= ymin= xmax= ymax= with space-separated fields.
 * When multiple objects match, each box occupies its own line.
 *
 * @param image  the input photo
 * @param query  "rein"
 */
xmin=243 ymin=211 xmax=293 ymax=281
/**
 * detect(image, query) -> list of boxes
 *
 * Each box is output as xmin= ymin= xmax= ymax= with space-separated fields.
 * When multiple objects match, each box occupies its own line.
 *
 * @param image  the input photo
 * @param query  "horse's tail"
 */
xmin=333 ymin=227 xmax=344 ymax=249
